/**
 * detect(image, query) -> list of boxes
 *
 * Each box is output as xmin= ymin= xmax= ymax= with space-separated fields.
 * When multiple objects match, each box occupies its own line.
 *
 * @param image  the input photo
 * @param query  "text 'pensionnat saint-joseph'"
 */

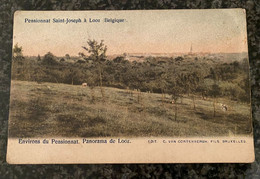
xmin=24 ymin=17 xmax=126 ymax=24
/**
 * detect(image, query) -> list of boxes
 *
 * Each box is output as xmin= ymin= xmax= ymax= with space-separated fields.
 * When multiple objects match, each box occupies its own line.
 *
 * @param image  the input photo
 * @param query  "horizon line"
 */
xmin=23 ymin=51 xmax=248 ymax=57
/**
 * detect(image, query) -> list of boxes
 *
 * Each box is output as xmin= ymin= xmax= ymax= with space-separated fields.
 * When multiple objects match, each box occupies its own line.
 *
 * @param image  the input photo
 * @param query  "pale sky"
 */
xmin=13 ymin=9 xmax=248 ymax=56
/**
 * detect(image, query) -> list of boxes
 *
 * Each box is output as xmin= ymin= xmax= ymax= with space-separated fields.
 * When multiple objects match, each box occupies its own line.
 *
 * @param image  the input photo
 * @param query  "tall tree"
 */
xmin=82 ymin=39 xmax=107 ymax=99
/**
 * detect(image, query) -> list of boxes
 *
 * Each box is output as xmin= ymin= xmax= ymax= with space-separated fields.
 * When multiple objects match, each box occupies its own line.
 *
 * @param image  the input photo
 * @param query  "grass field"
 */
xmin=8 ymin=80 xmax=252 ymax=138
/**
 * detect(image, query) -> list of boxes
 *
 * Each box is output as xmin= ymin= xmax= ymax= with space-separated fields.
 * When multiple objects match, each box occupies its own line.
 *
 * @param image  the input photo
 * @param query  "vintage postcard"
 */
xmin=7 ymin=9 xmax=254 ymax=164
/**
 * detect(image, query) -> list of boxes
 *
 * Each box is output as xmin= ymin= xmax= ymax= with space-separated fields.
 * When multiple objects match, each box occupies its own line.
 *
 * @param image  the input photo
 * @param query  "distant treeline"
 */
xmin=12 ymin=52 xmax=250 ymax=103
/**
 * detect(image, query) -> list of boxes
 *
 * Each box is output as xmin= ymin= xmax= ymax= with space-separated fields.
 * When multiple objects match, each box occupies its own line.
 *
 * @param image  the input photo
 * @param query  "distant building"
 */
xmin=183 ymin=43 xmax=194 ymax=59
xmin=189 ymin=43 xmax=193 ymax=55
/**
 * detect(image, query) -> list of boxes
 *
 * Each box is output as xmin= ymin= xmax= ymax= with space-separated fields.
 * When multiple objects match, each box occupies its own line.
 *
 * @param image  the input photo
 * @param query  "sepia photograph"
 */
xmin=8 ymin=10 xmax=252 ymax=138
xmin=6 ymin=10 xmax=255 ymax=164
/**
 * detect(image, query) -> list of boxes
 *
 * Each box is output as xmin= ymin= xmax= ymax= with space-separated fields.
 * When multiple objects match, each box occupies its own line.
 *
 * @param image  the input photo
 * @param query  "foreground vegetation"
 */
xmin=9 ymin=80 xmax=252 ymax=137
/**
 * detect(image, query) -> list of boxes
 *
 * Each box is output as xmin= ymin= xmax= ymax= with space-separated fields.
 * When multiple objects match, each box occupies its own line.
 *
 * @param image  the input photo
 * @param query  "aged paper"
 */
xmin=7 ymin=9 xmax=254 ymax=164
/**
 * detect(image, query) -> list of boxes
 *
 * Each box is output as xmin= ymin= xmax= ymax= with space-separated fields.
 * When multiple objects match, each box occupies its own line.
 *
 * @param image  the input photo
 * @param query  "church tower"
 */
xmin=189 ymin=43 xmax=193 ymax=54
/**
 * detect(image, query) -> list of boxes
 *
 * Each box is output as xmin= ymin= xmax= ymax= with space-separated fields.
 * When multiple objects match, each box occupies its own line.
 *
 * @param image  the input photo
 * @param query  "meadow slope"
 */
xmin=8 ymin=80 xmax=252 ymax=137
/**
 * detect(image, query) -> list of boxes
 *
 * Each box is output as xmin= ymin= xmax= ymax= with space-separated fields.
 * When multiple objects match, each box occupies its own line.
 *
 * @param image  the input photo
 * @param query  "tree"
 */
xmin=169 ymin=81 xmax=181 ymax=121
xmin=185 ymin=71 xmax=200 ymax=110
xmin=37 ymin=54 xmax=41 ymax=61
xmin=209 ymin=83 xmax=221 ymax=117
xmin=42 ymin=52 xmax=58 ymax=65
xmin=232 ymin=61 xmax=239 ymax=73
xmin=239 ymin=75 xmax=250 ymax=103
xmin=159 ymin=73 xmax=168 ymax=106
xmin=82 ymin=39 xmax=107 ymax=99
xmin=241 ymin=58 xmax=249 ymax=71
xmin=82 ymin=39 xmax=107 ymax=63
xmin=208 ymin=67 xmax=222 ymax=117
xmin=13 ymin=43 xmax=24 ymax=60
xmin=176 ymin=73 xmax=187 ymax=104
xmin=167 ymin=67 xmax=182 ymax=121
xmin=65 ymin=54 xmax=70 ymax=59
xmin=12 ymin=44 xmax=32 ymax=81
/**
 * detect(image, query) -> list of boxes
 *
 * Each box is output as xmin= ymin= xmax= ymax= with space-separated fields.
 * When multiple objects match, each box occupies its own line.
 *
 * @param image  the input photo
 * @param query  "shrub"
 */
xmin=42 ymin=52 xmax=59 ymax=65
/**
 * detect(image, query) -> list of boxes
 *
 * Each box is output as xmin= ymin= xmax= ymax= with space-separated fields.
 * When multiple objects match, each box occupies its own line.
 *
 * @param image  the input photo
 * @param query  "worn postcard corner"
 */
xmin=7 ymin=9 xmax=254 ymax=164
